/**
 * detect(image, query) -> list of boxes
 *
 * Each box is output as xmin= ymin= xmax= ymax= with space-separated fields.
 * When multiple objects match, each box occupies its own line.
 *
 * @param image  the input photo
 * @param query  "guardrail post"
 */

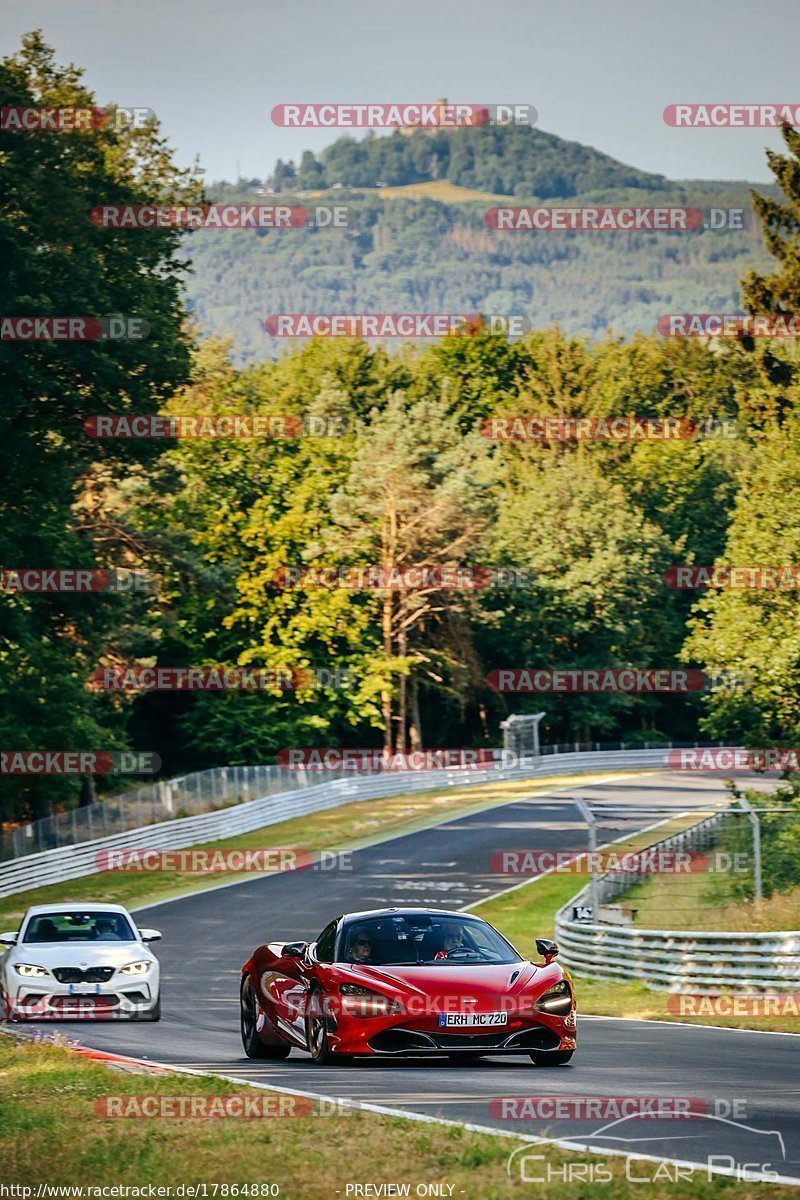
xmin=572 ymin=795 xmax=599 ymax=919
xmin=160 ymin=779 xmax=173 ymax=816
xmin=737 ymin=794 xmax=763 ymax=901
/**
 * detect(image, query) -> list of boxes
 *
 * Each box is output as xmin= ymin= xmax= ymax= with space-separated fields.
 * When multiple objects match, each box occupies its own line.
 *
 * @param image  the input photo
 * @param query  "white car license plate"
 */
xmin=439 ymin=1011 xmax=508 ymax=1027
xmin=68 ymin=983 xmax=101 ymax=995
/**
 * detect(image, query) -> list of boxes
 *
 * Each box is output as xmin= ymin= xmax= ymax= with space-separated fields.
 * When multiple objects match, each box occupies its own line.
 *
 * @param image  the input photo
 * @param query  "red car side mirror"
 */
xmin=535 ymin=938 xmax=559 ymax=965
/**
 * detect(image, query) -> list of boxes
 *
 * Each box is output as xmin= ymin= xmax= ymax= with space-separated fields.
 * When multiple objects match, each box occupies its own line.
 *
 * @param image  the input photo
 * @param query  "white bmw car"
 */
xmin=0 ymin=902 xmax=162 ymax=1021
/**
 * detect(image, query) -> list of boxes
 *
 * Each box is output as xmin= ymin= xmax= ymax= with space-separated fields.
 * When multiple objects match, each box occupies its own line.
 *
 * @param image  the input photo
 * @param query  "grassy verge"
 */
xmin=473 ymin=820 xmax=800 ymax=1035
xmin=2 ymin=1034 xmax=794 ymax=1197
xmin=301 ymin=180 xmax=513 ymax=203
xmin=0 ymin=771 xmax=626 ymax=927
xmin=612 ymin=864 xmax=800 ymax=934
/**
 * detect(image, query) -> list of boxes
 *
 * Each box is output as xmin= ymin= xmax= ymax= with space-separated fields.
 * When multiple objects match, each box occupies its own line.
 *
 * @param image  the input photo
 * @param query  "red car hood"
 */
xmin=341 ymin=960 xmax=542 ymax=998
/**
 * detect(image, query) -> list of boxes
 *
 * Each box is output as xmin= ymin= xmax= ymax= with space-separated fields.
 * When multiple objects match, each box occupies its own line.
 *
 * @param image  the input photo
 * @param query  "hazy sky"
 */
xmin=3 ymin=0 xmax=798 ymax=184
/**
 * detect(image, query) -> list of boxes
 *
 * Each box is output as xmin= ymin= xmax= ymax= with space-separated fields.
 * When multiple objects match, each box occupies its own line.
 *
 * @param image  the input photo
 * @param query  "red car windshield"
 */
xmin=337 ymin=916 xmax=519 ymax=965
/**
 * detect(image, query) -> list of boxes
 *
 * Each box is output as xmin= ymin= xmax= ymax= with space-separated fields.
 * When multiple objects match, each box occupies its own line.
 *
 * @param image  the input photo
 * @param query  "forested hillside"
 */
xmin=187 ymin=127 xmax=772 ymax=361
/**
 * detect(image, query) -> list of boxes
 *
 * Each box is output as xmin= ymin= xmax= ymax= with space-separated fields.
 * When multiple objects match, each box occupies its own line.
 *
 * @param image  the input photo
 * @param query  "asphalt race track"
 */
xmin=17 ymin=770 xmax=800 ymax=1183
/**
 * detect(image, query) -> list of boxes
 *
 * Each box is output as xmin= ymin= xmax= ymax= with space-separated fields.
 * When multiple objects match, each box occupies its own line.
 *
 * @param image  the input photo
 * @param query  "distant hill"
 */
xmin=272 ymin=125 xmax=670 ymax=197
xmin=186 ymin=126 xmax=773 ymax=362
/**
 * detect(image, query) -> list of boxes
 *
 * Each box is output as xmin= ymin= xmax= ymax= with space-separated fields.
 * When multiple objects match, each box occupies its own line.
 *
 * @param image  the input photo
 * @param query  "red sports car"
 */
xmin=239 ymin=907 xmax=576 ymax=1065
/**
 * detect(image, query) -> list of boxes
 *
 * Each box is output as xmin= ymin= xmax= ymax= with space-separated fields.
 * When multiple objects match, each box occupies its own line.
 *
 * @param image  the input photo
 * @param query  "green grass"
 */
xmin=375 ymin=179 xmax=514 ymax=203
xmin=2 ymin=1034 xmax=795 ymax=1196
xmin=0 ymin=771 xmax=624 ymax=927
xmin=300 ymin=180 xmax=514 ymax=203
xmin=613 ymin=863 xmax=800 ymax=934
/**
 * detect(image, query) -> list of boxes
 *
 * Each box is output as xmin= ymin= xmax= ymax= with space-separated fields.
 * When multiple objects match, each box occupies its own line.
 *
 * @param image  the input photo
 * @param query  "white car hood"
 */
xmin=9 ymin=942 xmax=152 ymax=968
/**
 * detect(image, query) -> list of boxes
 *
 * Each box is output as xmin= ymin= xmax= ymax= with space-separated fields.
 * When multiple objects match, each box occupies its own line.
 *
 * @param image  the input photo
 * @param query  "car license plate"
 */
xmin=439 ymin=1011 xmax=508 ymax=1027
xmin=68 ymin=983 xmax=101 ymax=995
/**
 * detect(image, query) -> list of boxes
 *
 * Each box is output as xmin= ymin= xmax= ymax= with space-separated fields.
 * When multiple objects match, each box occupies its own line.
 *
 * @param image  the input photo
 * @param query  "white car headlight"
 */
xmin=15 ymin=964 xmax=49 ymax=977
xmin=119 ymin=961 xmax=151 ymax=976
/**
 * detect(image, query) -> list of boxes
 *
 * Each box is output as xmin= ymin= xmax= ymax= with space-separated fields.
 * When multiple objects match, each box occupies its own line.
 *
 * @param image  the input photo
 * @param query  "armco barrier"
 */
xmin=555 ymin=815 xmax=800 ymax=992
xmin=0 ymin=747 xmax=668 ymax=899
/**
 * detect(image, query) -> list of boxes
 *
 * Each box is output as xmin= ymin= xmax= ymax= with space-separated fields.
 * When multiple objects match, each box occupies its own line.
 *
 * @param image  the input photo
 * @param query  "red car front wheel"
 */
xmin=305 ymin=986 xmax=350 ymax=1065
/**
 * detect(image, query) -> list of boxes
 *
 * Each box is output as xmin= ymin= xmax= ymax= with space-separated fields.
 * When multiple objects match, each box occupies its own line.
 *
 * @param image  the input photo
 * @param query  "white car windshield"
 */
xmin=23 ymin=912 xmax=137 ymax=943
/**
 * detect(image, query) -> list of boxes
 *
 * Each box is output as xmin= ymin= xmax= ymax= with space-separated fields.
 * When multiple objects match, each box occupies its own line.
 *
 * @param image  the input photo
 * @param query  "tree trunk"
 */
xmin=410 ymin=678 xmax=422 ymax=750
xmin=381 ymin=590 xmax=394 ymax=753
xmin=396 ymin=627 xmax=407 ymax=752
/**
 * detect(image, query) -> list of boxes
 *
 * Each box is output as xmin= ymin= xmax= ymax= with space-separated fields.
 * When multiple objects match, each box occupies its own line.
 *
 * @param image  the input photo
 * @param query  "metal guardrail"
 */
xmin=555 ymin=816 xmax=800 ymax=992
xmin=0 ymin=747 xmax=669 ymax=900
xmin=3 ymin=739 xmax=727 ymax=862
xmin=5 ymin=764 xmax=317 ymax=860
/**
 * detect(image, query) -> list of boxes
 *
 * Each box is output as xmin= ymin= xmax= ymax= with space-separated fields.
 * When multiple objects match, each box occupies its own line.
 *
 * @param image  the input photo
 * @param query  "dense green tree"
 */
xmin=0 ymin=32 xmax=198 ymax=828
xmin=684 ymin=412 xmax=800 ymax=745
xmin=681 ymin=124 xmax=800 ymax=747
xmin=328 ymin=390 xmax=498 ymax=750
xmin=484 ymin=459 xmax=678 ymax=742
xmin=742 ymin=123 xmax=800 ymax=318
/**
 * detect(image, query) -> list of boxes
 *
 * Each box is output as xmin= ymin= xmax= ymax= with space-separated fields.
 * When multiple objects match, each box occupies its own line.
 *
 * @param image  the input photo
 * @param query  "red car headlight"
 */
xmin=535 ymin=979 xmax=573 ymax=1014
xmin=339 ymin=983 xmax=403 ymax=1017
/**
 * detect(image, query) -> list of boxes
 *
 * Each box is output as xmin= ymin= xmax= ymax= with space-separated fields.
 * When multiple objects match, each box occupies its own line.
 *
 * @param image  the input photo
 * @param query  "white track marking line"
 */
xmin=580 ymin=1014 xmax=800 ymax=1038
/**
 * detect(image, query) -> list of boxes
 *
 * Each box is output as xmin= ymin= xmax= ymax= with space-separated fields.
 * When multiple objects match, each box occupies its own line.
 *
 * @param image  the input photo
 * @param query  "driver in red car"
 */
xmin=347 ymin=928 xmax=375 ymax=964
xmin=435 ymin=924 xmax=465 ymax=959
